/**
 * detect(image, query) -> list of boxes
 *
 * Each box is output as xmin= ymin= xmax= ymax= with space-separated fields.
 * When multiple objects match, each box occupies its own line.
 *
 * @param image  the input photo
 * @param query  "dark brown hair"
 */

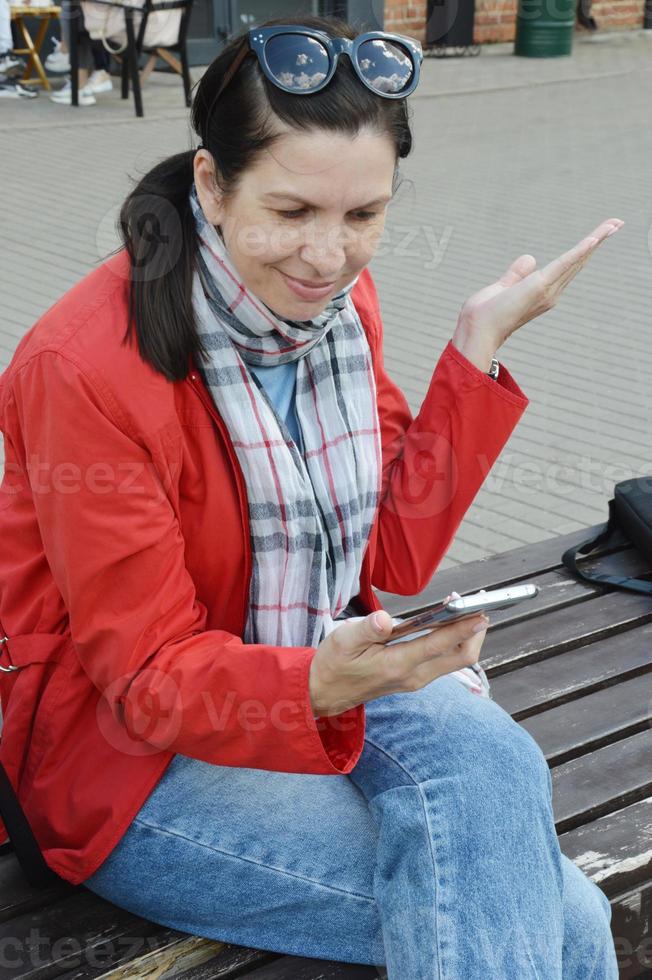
xmin=117 ymin=15 xmax=415 ymax=381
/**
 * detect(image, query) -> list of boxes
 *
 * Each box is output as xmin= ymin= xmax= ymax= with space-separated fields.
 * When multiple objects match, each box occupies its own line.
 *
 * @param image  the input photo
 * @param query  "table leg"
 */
xmin=13 ymin=13 xmax=54 ymax=91
xmin=30 ymin=15 xmax=51 ymax=89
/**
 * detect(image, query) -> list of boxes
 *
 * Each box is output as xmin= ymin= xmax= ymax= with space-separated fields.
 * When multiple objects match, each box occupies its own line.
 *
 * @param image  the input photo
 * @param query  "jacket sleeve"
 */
xmin=363 ymin=283 xmax=529 ymax=595
xmin=10 ymin=351 xmax=364 ymax=775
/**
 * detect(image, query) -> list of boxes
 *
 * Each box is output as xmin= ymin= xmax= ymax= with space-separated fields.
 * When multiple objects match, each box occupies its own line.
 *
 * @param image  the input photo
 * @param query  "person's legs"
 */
xmin=90 ymin=39 xmax=109 ymax=73
xmin=50 ymin=20 xmax=92 ymax=102
xmin=83 ymin=750 xmax=386 ymax=967
xmin=0 ymin=0 xmax=13 ymax=54
xmin=347 ymin=675 xmax=617 ymax=978
xmin=59 ymin=0 xmax=71 ymax=53
xmin=83 ymin=674 xmax=618 ymax=979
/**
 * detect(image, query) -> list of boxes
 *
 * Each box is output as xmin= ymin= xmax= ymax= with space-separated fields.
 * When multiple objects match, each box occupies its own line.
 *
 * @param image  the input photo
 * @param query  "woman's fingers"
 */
xmin=498 ymin=253 xmax=538 ymax=288
xmin=396 ymin=613 xmax=488 ymax=676
xmin=456 ymin=626 xmax=488 ymax=662
xmin=402 ymin=620 xmax=488 ymax=689
xmin=541 ymin=218 xmax=624 ymax=288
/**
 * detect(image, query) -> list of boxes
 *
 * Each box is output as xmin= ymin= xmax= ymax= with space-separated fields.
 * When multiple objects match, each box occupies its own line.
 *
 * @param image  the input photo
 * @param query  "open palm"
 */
xmin=458 ymin=218 xmax=624 ymax=349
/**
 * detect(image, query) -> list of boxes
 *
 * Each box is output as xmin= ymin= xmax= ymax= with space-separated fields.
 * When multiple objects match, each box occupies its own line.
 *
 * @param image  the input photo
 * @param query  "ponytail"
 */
xmin=119 ymin=149 xmax=207 ymax=382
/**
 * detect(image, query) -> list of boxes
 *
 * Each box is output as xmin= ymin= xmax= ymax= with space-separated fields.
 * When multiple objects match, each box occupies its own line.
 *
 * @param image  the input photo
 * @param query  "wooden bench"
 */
xmin=1 ymin=524 xmax=650 ymax=978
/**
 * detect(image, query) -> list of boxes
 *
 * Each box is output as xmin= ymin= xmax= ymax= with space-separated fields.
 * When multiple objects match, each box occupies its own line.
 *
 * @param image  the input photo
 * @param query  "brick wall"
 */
xmin=384 ymin=0 xmax=646 ymax=43
xmin=383 ymin=0 xmax=427 ymax=40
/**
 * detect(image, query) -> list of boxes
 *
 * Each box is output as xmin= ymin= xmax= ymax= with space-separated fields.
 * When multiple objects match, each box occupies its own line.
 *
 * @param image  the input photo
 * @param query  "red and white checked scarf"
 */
xmin=189 ymin=185 xmax=382 ymax=648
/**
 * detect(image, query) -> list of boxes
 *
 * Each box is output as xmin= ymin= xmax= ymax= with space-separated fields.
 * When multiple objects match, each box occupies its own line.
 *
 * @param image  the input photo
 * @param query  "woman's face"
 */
xmin=193 ymin=125 xmax=396 ymax=319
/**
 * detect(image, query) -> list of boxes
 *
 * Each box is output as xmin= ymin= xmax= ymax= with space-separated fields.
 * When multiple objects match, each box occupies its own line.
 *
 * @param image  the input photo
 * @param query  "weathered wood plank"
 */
xmin=481 ymin=590 xmax=652 ymax=674
xmin=489 ymin=621 xmax=652 ymax=719
xmin=54 ymin=934 xmax=276 ymax=980
xmin=0 ymin=850 xmax=73 ymax=923
xmin=551 ymin=730 xmax=652 ymax=834
xmin=519 ymin=672 xmax=652 ymax=766
xmin=0 ymin=890 xmax=175 ymax=980
xmin=607 ymin=881 xmax=652 ymax=980
xmin=240 ymin=956 xmax=383 ymax=979
xmin=559 ymin=797 xmax=652 ymax=898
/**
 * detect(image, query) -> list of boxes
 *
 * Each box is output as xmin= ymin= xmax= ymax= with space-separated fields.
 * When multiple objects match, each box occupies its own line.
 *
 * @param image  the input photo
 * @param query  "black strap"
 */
xmin=0 ymin=612 xmax=61 ymax=888
xmin=0 ymin=760 xmax=60 ymax=887
xmin=562 ymin=501 xmax=652 ymax=595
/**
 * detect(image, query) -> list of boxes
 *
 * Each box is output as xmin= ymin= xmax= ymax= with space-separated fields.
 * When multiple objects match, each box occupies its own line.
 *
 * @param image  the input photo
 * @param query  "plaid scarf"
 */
xmin=189 ymin=184 xmax=382 ymax=648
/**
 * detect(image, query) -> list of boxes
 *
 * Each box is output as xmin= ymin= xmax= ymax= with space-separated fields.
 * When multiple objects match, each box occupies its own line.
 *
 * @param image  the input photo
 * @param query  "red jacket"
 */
xmin=0 ymin=248 xmax=528 ymax=884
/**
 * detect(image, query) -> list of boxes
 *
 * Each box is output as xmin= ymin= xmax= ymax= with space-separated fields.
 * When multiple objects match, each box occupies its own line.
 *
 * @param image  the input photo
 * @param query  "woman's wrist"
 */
xmin=451 ymin=319 xmax=501 ymax=374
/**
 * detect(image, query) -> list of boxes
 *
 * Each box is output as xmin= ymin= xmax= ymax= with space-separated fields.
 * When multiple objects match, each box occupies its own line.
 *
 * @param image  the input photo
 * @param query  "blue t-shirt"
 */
xmin=248 ymin=361 xmax=302 ymax=451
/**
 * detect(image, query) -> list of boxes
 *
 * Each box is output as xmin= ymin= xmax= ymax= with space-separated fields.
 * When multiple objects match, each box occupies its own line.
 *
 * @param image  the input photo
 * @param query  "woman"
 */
xmin=0 ymin=14 xmax=621 ymax=978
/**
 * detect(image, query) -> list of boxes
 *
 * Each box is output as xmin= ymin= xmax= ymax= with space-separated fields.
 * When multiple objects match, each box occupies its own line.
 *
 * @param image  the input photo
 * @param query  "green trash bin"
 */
xmin=514 ymin=0 xmax=575 ymax=56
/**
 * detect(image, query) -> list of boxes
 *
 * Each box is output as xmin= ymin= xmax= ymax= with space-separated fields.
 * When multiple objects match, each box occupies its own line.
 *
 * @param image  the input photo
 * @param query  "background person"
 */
xmin=0 ymin=0 xmax=37 ymax=97
xmin=48 ymin=0 xmax=113 ymax=104
xmin=0 ymin=0 xmax=19 ymax=72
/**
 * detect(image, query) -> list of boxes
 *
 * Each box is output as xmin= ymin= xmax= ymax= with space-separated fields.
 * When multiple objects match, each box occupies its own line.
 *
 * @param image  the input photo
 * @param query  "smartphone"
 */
xmin=387 ymin=584 xmax=539 ymax=642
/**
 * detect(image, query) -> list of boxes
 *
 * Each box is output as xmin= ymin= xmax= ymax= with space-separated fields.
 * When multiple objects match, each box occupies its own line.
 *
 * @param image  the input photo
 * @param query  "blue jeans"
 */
xmin=83 ymin=674 xmax=618 ymax=979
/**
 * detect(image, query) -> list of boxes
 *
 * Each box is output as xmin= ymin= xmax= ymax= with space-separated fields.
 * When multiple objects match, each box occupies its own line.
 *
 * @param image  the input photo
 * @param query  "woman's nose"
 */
xmin=298 ymin=224 xmax=347 ymax=280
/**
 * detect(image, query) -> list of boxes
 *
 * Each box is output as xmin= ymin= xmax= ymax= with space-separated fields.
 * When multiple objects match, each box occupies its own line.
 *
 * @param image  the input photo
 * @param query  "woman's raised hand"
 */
xmin=451 ymin=218 xmax=624 ymax=369
xmin=309 ymin=606 xmax=488 ymax=717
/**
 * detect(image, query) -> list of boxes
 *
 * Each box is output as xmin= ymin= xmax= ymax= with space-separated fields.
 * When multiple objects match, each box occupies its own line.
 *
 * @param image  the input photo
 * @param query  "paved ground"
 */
xmin=2 ymin=29 xmax=652 ymax=569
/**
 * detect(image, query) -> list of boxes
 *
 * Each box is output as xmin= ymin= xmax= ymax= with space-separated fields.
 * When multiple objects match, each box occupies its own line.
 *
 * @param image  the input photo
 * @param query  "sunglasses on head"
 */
xmin=204 ymin=25 xmax=422 ymax=129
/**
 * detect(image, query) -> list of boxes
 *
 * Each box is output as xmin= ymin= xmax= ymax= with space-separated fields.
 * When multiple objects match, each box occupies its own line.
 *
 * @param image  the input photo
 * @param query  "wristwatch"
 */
xmin=487 ymin=357 xmax=500 ymax=381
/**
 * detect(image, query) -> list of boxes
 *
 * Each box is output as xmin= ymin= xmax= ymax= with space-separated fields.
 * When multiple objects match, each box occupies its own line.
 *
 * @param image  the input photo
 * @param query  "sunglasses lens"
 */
xmin=357 ymin=39 xmax=414 ymax=94
xmin=264 ymin=34 xmax=330 ymax=92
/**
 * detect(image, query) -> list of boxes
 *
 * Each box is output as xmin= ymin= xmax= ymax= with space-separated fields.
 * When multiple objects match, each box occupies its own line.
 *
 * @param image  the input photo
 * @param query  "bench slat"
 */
xmin=54 ymin=934 xmax=277 ymax=980
xmin=481 ymin=589 xmax=652 ymax=674
xmin=559 ymin=797 xmax=652 ymax=897
xmin=0 ymin=889 xmax=175 ymax=979
xmin=0 ymin=851 xmax=73 ymax=922
xmin=604 ymin=881 xmax=652 ymax=980
xmin=520 ymin=672 xmax=652 ymax=766
xmin=240 ymin=955 xmax=382 ymax=978
xmin=551 ymin=729 xmax=652 ymax=834
xmin=455 ymin=547 xmax=652 ymax=635
xmin=489 ymin=621 xmax=652 ymax=718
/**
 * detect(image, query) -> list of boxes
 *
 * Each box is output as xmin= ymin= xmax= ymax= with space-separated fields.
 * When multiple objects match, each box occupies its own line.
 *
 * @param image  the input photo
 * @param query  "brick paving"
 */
xmin=1 ymin=29 xmax=651 ymax=568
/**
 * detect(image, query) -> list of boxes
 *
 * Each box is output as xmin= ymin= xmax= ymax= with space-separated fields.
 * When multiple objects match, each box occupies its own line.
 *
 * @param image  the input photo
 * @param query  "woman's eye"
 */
xmin=277 ymin=209 xmax=379 ymax=221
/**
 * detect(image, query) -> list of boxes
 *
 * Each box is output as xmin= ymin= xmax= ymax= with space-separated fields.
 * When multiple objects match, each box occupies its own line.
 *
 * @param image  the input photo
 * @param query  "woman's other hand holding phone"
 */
xmin=451 ymin=218 xmax=625 ymax=372
xmin=309 ymin=603 xmax=489 ymax=718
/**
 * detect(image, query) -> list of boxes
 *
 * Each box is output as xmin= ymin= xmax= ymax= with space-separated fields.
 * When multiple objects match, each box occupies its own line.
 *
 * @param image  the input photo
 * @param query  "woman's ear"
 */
xmin=193 ymin=149 xmax=224 ymax=226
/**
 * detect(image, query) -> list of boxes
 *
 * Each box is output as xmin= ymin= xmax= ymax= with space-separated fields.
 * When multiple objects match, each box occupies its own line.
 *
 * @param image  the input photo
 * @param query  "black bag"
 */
xmin=562 ymin=477 xmax=652 ymax=594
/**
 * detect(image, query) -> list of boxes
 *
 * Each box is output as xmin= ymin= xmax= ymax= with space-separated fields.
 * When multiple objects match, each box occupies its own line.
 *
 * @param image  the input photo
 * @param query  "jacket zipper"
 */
xmin=185 ymin=370 xmax=252 ymax=636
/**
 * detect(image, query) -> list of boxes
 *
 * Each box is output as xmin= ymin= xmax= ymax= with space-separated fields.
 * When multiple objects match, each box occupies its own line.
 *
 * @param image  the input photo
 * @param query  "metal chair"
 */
xmin=69 ymin=0 xmax=194 ymax=117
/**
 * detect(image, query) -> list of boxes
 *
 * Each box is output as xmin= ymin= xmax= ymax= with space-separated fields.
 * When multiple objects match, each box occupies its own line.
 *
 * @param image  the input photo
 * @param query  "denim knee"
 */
xmin=368 ymin=676 xmax=553 ymax=799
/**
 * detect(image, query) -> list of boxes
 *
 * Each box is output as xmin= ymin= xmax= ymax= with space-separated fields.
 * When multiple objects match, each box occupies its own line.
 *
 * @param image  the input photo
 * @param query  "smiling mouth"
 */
xmin=281 ymin=272 xmax=336 ymax=287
